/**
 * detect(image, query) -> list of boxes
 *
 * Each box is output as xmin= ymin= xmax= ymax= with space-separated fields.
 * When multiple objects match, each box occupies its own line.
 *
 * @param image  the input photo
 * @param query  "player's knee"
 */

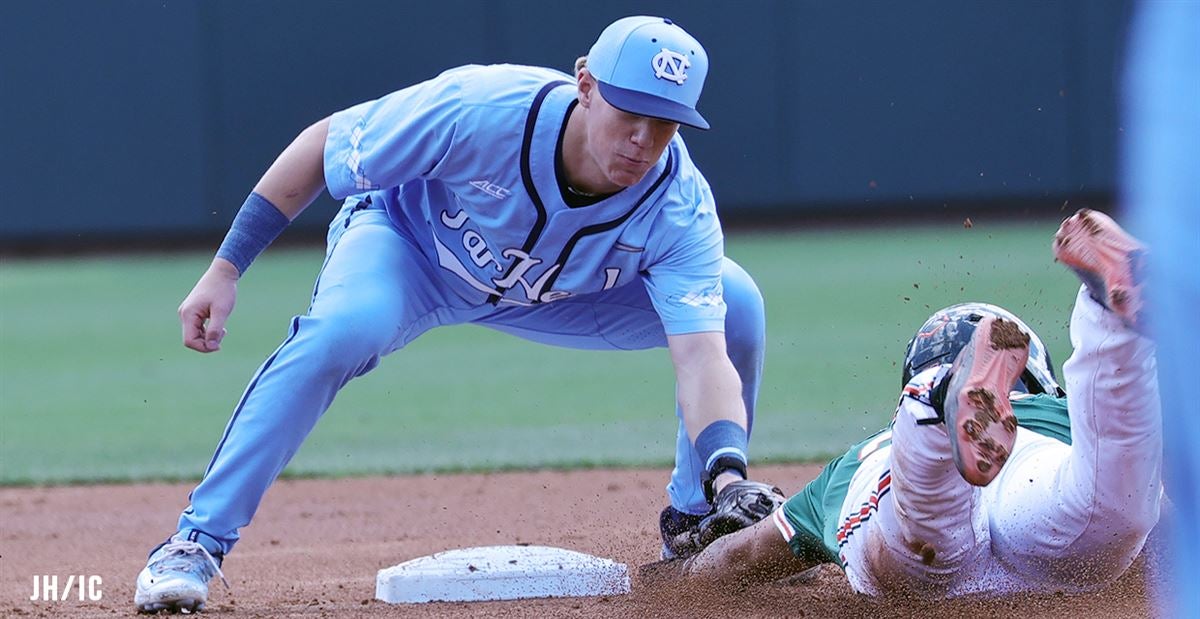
xmin=1102 ymin=499 xmax=1160 ymax=544
xmin=301 ymin=300 xmax=399 ymax=371
xmin=720 ymin=259 xmax=765 ymax=350
xmin=1054 ymin=499 xmax=1159 ymax=586
xmin=1062 ymin=481 xmax=1160 ymax=542
xmin=306 ymin=319 xmax=387 ymax=371
xmin=721 ymin=259 xmax=764 ymax=317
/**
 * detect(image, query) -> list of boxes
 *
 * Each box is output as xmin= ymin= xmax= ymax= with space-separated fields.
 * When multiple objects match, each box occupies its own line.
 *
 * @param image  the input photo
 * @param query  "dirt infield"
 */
xmin=1 ymin=465 xmax=1161 ymax=618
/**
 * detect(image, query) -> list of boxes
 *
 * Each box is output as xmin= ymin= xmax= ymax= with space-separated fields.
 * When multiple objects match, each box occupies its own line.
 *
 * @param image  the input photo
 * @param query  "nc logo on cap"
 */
xmin=651 ymin=48 xmax=690 ymax=85
xmin=588 ymin=16 xmax=710 ymax=129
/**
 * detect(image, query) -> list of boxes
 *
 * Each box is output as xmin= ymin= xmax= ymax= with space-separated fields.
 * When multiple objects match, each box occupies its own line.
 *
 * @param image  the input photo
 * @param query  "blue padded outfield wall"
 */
xmin=0 ymin=0 xmax=1130 ymax=242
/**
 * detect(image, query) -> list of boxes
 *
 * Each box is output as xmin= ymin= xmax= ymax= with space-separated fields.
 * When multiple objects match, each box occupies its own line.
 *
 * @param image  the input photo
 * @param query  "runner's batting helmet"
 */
xmin=902 ymin=302 xmax=1064 ymax=396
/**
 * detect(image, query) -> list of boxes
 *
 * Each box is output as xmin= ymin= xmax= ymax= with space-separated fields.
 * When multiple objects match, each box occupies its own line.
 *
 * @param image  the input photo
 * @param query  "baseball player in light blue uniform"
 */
xmin=135 ymin=16 xmax=773 ymax=612
xmin=1124 ymin=2 xmax=1200 ymax=616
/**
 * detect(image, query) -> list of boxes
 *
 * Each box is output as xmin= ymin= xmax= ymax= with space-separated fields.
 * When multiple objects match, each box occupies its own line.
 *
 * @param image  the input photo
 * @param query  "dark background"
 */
xmin=0 ymin=0 xmax=1131 ymax=245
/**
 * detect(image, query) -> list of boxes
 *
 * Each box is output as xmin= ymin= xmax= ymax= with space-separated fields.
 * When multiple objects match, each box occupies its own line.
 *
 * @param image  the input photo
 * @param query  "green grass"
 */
xmin=0 ymin=220 xmax=1079 ymax=485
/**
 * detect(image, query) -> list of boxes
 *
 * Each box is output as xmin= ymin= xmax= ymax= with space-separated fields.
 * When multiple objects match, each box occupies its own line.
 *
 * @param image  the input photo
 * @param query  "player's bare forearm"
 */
xmin=683 ymin=517 xmax=816 ymax=586
xmin=251 ymin=116 xmax=332 ymax=219
xmin=670 ymin=333 xmax=747 ymax=494
xmin=668 ymin=332 xmax=747 ymax=440
xmin=179 ymin=117 xmax=330 ymax=354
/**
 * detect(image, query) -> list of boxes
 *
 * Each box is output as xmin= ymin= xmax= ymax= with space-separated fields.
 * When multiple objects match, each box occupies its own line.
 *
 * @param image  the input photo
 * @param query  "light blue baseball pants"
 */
xmin=176 ymin=200 xmax=765 ymax=556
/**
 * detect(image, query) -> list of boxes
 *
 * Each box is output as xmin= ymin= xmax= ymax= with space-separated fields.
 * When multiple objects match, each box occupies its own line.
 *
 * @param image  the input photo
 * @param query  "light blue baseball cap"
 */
xmin=587 ymin=16 xmax=710 ymax=130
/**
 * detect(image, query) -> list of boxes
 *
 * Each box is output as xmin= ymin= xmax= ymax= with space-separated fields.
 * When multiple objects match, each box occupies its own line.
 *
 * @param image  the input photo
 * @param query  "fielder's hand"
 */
xmin=696 ymin=480 xmax=786 ymax=548
xmin=178 ymin=258 xmax=239 ymax=353
xmin=661 ymin=480 xmax=786 ymax=560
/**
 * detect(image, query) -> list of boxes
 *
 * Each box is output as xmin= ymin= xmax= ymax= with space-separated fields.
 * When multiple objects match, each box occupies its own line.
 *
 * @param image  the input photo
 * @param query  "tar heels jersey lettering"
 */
xmin=323 ymin=64 xmax=725 ymax=334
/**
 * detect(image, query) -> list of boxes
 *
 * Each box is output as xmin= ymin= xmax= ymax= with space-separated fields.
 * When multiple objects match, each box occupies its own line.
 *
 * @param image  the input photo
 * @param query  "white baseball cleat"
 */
xmin=942 ymin=316 xmax=1030 ymax=487
xmin=134 ymin=536 xmax=228 ymax=613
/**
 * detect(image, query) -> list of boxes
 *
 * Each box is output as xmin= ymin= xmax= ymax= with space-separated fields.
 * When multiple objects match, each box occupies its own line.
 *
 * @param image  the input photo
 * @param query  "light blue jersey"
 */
xmin=325 ymin=64 xmax=726 ymax=334
xmin=172 ymin=64 xmax=766 ymax=557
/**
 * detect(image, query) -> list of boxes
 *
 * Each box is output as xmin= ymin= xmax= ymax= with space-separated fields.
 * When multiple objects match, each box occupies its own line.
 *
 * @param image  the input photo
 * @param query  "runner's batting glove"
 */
xmin=695 ymin=480 xmax=786 ymax=548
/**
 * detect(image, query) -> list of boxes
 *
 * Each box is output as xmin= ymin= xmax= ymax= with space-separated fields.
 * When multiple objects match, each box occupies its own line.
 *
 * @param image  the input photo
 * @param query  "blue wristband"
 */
xmin=215 ymin=192 xmax=290 ymax=275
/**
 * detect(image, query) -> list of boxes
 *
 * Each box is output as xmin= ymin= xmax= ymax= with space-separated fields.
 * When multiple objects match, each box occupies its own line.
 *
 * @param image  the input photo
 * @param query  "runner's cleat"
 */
xmin=1053 ymin=208 xmax=1148 ymax=333
xmin=942 ymin=317 xmax=1030 ymax=486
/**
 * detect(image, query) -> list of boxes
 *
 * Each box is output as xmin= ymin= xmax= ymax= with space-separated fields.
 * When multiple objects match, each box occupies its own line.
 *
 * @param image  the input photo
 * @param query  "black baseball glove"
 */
xmin=697 ymin=480 xmax=786 ymax=547
xmin=661 ymin=480 xmax=786 ymax=559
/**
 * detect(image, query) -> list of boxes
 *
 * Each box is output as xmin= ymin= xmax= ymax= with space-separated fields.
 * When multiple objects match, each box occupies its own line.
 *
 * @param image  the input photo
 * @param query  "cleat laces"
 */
xmin=151 ymin=540 xmax=230 ymax=589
